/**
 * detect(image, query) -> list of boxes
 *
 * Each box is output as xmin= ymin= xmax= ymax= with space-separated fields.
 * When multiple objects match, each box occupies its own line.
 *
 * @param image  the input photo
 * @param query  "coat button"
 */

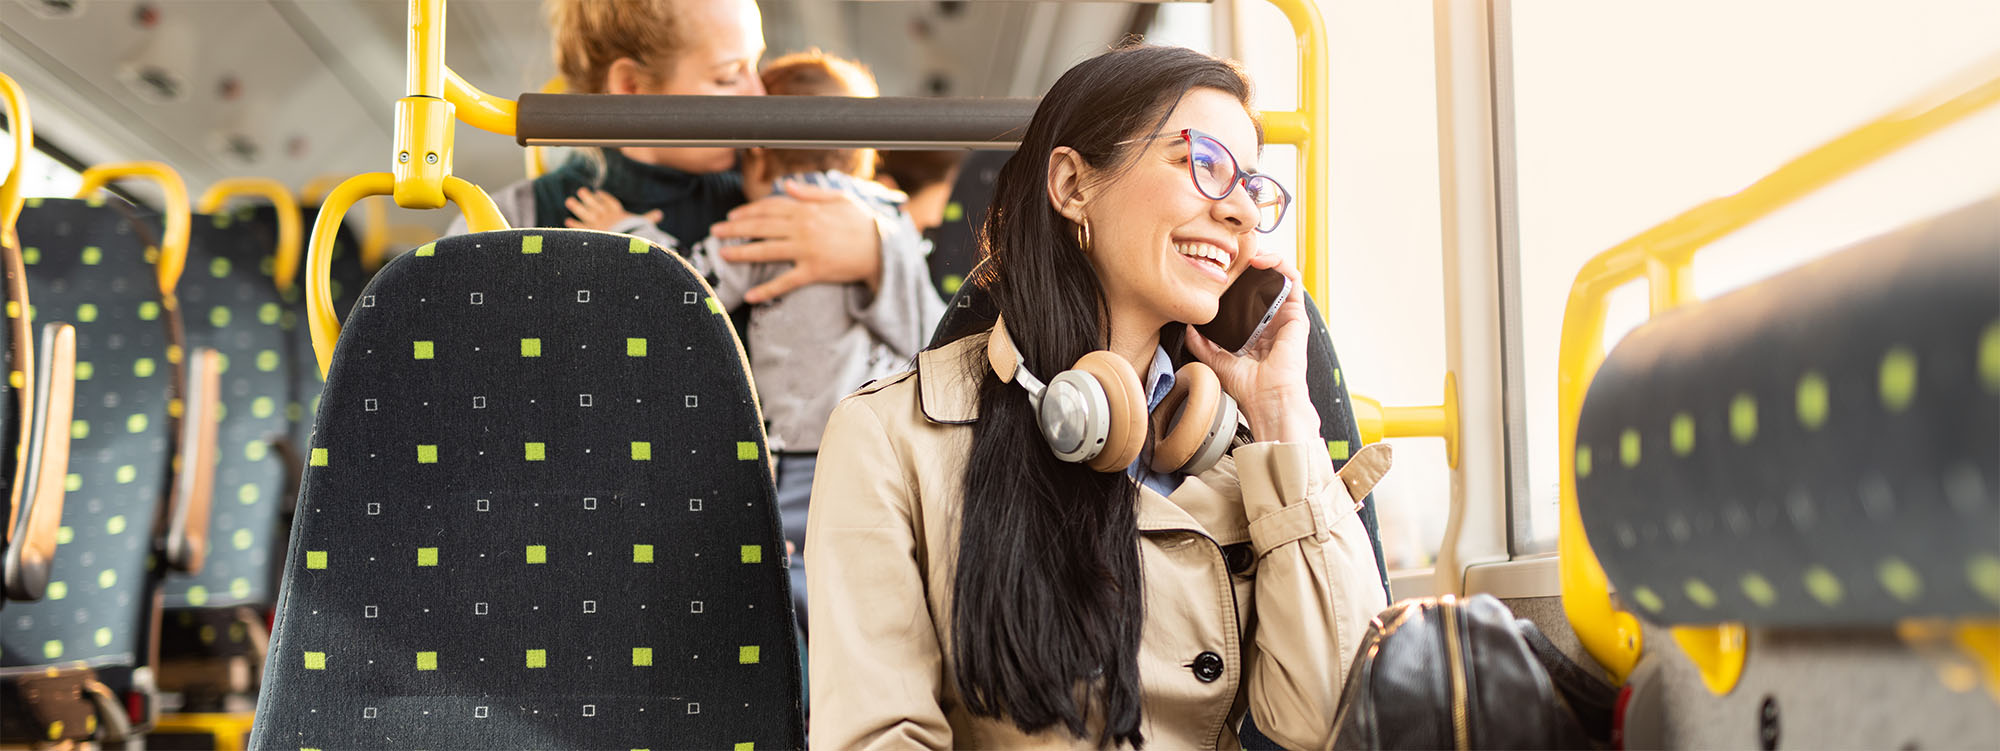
xmin=1223 ymin=543 xmax=1256 ymax=575
xmin=1191 ymin=651 xmax=1224 ymax=683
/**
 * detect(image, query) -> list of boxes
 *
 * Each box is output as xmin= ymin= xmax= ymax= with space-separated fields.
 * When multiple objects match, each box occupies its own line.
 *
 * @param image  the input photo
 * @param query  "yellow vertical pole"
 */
xmin=1263 ymin=0 xmax=1329 ymax=313
xmin=394 ymin=0 xmax=454 ymax=209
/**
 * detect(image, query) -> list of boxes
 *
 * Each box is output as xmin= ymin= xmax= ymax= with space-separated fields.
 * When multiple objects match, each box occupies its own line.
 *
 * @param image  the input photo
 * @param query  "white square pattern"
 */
xmin=475 ymin=602 xmax=490 ymax=615
xmin=470 ymin=292 xmax=483 ymax=304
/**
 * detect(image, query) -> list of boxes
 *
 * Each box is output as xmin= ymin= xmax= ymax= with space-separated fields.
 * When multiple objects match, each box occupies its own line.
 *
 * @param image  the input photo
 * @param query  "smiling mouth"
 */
xmin=1175 ymin=241 xmax=1232 ymax=273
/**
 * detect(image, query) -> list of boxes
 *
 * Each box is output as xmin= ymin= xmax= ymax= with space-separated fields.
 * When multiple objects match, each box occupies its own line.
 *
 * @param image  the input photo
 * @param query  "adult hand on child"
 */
xmin=1184 ymin=250 xmax=1321 ymax=445
xmin=564 ymin=187 xmax=663 ymax=232
xmin=708 ymin=178 xmax=885 ymax=303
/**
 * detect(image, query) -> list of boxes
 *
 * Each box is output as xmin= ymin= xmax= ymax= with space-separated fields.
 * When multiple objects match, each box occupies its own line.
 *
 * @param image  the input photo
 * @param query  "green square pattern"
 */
xmin=310 ymin=448 xmax=328 ymax=467
xmin=634 ymin=544 xmax=654 ymax=563
xmin=628 ymin=237 xmax=650 ymax=254
xmin=633 ymin=647 xmax=653 ymax=666
xmin=521 ymin=338 xmax=542 ymax=357
xmin=304 ymin=651 xmax=326 ymax=670
xmin=414 ymin=341 xmax=434 ymax=359
xmin=526 ymin=442 xmax=546 ymax=461
xmin=735 ymin=744 xmax=755 ymax=751
xmin=741 ymin=545 xmax=762 ymax=564
xmin=418 ymin=444 xmax=438 ymax=463
xmin=736 ymin=442 xmax=759 ymax=461
xmin=522 ymin=236 xmax=543 ymax=254
xmin=631 ymin=442 xmax=651 ymax=460
xmin=415 ymin=242 xmax=436 ymax=257
xmin=1329 ymin=440 xmax=1350 ymax=461
xmin=527 ymin=545 xmax=547 ymax=564
xmin=706 ymin=296 xmax=725 ymax=314
xmin=306 ymin=551 xmax=327 ymax=569
xmin=527 ymin=649 xmax=547 ymax=668
xmin=627 ymin=338 xmax=647 ymax=357
xmin=739 ymin=646 xmax=760 ymax=664
xmin=417 ymin=547 xmax=438 ymax=567
xmin=417 ymin=651 xmax=437 ymax=671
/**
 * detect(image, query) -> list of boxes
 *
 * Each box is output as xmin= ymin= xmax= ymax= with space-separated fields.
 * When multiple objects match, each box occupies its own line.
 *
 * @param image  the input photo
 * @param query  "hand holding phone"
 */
xmin=1194 ymin=266 xmax=1293 ymax=355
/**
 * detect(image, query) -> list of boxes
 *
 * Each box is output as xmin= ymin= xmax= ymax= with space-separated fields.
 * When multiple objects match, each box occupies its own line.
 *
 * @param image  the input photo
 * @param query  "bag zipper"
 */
xmin=1443 ymin=600 xmax=1470 ymax=751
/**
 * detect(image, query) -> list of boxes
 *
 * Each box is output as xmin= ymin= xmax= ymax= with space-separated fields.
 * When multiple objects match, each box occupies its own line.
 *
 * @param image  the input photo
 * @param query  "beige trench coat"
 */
xmin=806 ymin=332 xmax=1390 ymax=750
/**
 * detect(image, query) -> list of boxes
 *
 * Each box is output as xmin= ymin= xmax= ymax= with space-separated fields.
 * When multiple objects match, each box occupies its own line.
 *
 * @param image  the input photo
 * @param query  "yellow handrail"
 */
xmin=75 ymin=161 xmax=189 ymax=297
xmin=197 ymin=178 xmax=303 ymax=291
xmin=1558 ymin=53 xmax=2000 ymax=689
xmin=1 ymin=72 xmax=29 ymax=250
xmin=306 ymin=173 xmax=506 ymax=376
xmin=299 ymin=174 xmax=346 ymax=207
xmin=1352 ymin=372 xmax=1461 ymax=468
xmin=446 ymin=67 xmax=520 ymax=138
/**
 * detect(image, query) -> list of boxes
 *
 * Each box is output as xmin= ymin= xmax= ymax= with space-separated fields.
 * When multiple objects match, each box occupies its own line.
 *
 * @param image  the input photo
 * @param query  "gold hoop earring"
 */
xmin=1073 ymin=219 xmax=1093 ymax=253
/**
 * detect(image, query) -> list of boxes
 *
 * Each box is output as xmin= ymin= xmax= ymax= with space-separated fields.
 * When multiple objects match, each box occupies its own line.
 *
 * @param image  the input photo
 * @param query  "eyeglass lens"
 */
xmin=1189 ymin=133 xmax=1287 ymax=232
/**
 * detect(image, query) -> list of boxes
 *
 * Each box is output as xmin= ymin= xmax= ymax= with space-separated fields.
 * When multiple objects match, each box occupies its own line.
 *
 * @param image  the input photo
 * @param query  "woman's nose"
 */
xmin=1211 ymin=181 xmax=1258 ymax=230
xmin=741 ymin=75 xmax=767 ymax=96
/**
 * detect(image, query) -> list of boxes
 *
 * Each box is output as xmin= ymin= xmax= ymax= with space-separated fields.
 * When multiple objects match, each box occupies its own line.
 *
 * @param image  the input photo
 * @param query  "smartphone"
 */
xmin=1196 ymin=266 xmax=1293 ymax=355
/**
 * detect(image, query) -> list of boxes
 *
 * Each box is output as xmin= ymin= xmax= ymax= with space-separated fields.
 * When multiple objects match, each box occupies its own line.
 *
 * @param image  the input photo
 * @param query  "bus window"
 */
xmin=1236 ymin=0 xmax=1447 ymax=570
xmin=0 ymin=126 xmax=85 ymax=198
xmin=1510 ymin=0 xmax=2000 ymax=553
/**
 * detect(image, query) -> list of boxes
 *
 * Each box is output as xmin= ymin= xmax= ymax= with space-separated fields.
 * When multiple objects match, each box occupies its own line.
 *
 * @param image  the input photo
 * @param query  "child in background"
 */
xmin=876 ymin=150 xmax=965 ymax=234
xmin=689 ymin=50 xmax=940 ymax=634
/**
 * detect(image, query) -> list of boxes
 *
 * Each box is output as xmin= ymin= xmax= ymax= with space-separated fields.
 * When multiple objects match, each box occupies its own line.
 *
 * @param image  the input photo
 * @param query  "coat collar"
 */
xmin=917 ymin=332 xmax=988 ymax=425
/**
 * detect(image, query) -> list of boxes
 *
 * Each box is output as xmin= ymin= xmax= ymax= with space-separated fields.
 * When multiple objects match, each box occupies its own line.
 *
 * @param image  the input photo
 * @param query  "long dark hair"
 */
xmin=947 ymin=45 xmax=1256 ymax=748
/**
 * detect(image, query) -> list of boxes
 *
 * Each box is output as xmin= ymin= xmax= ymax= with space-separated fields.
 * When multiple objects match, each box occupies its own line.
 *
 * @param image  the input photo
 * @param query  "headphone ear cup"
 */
xmin=1071 ymin=351 xmax=1147 ymax=473
xmin=1151 ymin=363 xmax=1237 ymax=475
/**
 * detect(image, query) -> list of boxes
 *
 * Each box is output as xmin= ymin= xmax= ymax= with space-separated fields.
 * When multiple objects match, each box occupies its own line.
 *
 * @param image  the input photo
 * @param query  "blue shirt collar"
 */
xmin=1142 ymin=345 xmax=1175 ymax=413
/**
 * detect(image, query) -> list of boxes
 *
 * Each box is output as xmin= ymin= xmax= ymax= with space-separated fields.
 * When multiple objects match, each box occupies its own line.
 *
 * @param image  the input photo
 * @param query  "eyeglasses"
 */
xmin=1118 ymin=128 xmax=1292 ymax=233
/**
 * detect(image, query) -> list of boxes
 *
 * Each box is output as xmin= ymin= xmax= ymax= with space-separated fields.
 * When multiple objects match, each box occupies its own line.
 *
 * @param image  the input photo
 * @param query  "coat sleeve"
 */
xmin=1232 ymin=440 xmax=1390 ymax=751
xmin=806 ymin=396 xmax=954 ymax=750
xmin=846 ymin=213 xmax=945 ymax=359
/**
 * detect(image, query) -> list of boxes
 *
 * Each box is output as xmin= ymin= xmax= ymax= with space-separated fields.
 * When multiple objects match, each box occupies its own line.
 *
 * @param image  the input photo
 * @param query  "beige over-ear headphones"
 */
xmin=988 ymin=317 xmax=1239 ymax=476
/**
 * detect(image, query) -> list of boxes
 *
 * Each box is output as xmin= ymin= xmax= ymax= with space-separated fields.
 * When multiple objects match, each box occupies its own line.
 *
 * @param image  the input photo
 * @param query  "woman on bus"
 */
xmin=806 ymin=45 xmax=1388 ymax=750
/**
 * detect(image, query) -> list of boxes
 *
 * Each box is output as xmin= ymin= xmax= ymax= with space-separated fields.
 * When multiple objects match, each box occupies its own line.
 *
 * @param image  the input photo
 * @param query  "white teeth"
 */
xmin=1175 ymin=242 xmax=1231 ymax=271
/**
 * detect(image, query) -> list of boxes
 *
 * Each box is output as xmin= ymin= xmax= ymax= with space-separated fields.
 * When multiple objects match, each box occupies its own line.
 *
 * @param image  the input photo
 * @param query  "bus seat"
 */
xmin=0 ymin=195 xmax=206 ymax=744
xmin=155 ymin=203 xmax=297 ymax=706
xmin=923 ymin=150 xmax=1009 ymax=300
xmin=251 ymin=229 xmax=803 ymax=750
xmin=280 ymin=204 xmax=372 ymax=491
xmin=927 ymin=282 xmax=1392 ymax=594
xmin=1575 ymin=194 xmax=1999 ymax=627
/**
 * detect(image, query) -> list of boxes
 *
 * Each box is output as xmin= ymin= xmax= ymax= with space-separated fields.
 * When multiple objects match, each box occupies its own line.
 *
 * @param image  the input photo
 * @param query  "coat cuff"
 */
xmin=1238 ymin=441 xmax=1349 ymax=556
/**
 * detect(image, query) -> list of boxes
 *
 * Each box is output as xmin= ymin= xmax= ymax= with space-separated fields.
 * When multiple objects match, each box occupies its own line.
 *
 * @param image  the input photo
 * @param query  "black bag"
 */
xmin=1329 ymin=594 xmax=1616 ymax=750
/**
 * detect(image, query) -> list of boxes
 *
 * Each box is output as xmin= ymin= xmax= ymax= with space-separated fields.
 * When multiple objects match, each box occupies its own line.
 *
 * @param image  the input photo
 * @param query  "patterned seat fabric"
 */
xmin=278 ymin=205 xmax=370 ymax=487
xmin=157 ymin=207 xmax=293 ymax=663
xmin=252 ymin=230 xmax=803 ymax=750
xmin=1 ymin=197 xmax=180 ymax=730
xmin=1576 ymin=194 xmax=1999 ymax=626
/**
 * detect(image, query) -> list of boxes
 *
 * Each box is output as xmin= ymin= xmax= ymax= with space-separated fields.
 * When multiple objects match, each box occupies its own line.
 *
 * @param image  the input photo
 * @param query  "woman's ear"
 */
xmin=1046 ymin=146 xmax=1090 ymax=223
xmin=605 ymin=58 xmax=654 ymax=95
